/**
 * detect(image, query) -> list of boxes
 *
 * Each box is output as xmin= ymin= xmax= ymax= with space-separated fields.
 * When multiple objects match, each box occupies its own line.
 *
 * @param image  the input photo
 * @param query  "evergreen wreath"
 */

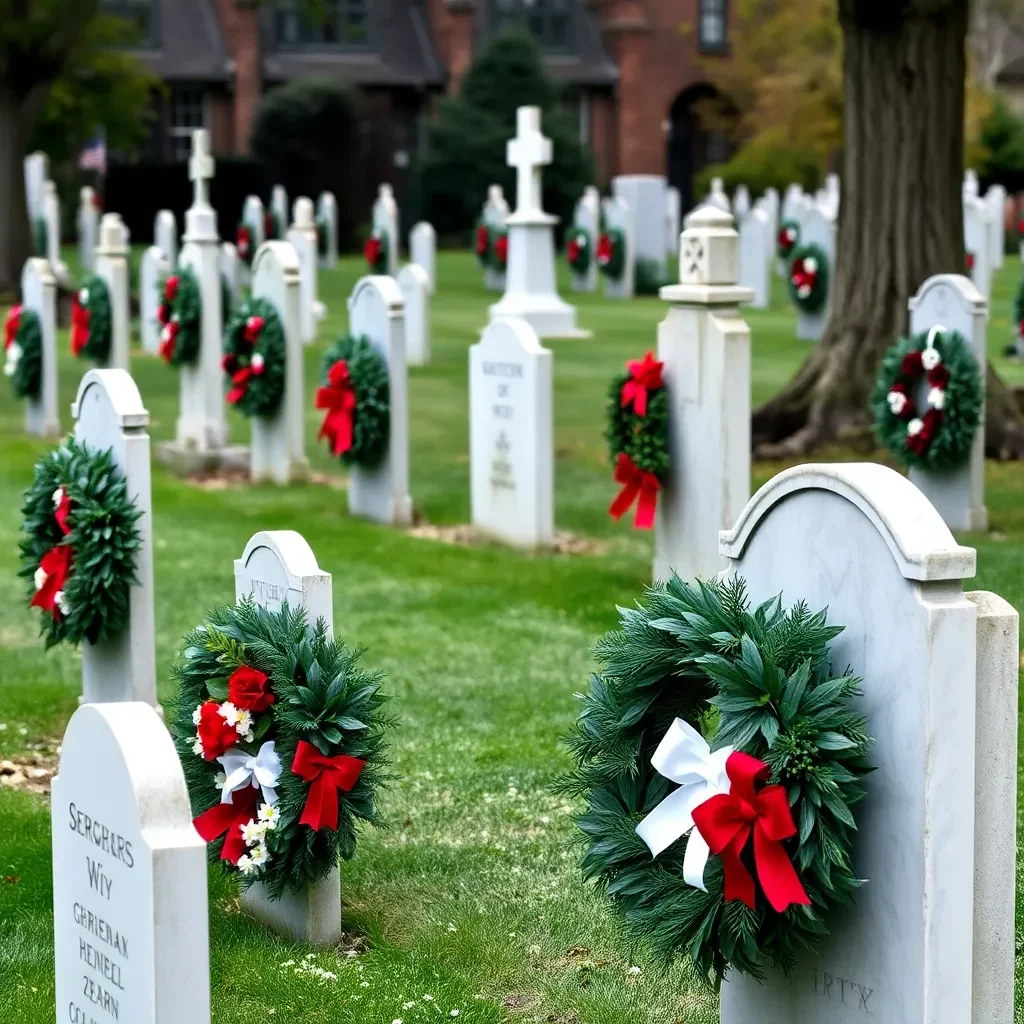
xmin=559 ymin=574 xmax=872 ymax=985
xmin=236 ymin=223 xmax=254 ymax=267
xmin=776 ymin=220 xmax=800 ymax=261
xmin=315 ymin=334 xmax=390 ymax=469
xmin=18 ymin=438 xmax=143 ymax=649
xmin=170 ymin=599 xmax=391 ymax=898
xmin=4 ymin=304 xmax=43 ymax=399
xmin=872 ymin=326 xmax=983 ymax=471
xmin=566 ymin=227 xmax=592 ymax=275
xmin=364 ymin=230 xmax=389 ymax=274
xmin=474 ymin=220 xmax=492 ymax=268
xmin=222 ymin=297 xmax=287 ymax=418
xmin=489 ymin=227 xmax=508 ymax=271
xmin=70 ymin=276 xmax=112 ymax=362
xmin=787 ymin=243 xmax=829 ymax=314
xmin=157 ymin=268 xmax=202 ymax=367
xmin=605 ymin=351 xmax=670 ymax=529
xmin=597 ymin=229 xmax=625 ymax=280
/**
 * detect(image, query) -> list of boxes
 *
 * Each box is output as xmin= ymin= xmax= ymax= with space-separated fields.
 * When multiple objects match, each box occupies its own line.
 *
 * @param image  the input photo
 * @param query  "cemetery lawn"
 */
xmin=2 ymin=251 xmax=1024 ymax=1024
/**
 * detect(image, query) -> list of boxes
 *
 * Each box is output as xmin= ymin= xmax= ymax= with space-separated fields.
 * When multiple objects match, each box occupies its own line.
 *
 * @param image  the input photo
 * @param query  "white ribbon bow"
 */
xmin=218 ymin=741 xmax=282 ymax=807
xmin=635 ymin=719 xmax=734 ymax=892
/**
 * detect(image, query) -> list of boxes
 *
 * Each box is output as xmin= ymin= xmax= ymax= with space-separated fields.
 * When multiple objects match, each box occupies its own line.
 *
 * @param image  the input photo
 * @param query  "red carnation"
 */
xmin=196 ymin=701 xmax=237 ymax=761
xmin=164 ymin=275 xmax=180 ymax=302
xmin=228 ymin=665 xmax=274 ymax=712
xmin=901 ymin=351 xmax=924 ymax=376
xmin=921 ymin=408 xmax=943 ymax=438
xmin=927 ymin=364 xmax=950 ymax=388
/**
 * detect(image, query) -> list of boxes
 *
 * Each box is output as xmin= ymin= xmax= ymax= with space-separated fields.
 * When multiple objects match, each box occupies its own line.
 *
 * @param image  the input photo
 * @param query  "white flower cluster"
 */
xmin=237 ymin=802 xmax=279 ymax=875
xmin=4 ymin=342 xmax=22 ymax=377
xmin=190 ymin=699 xmax=255 ymax=755
xmin=78 ymin=287 xmax=90 ymax=305
xmin=887 ymin=390 xmax=908 ymax=415
xmin=251 ymin=353 xmax=265 ymax=372
xmin=907 ymin=418 xmax=924 ymax=437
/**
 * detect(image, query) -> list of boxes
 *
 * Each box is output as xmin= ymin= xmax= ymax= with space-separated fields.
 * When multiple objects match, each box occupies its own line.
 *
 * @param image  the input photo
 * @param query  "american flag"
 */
xmin=78 ymin=133 xmax=107 ymax=175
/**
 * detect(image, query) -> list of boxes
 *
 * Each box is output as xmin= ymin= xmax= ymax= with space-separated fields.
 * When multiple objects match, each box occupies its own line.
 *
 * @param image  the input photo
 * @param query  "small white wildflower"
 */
xmin=236 ymin=853 xmax=253 ymax=874
xmin=402 ymin=1002 xmax=416 ymax=1010
xmin=392 ymin=1019 xmax=404 ymax=1024
xmin=921 ymin=347 xmax=942 ymax=371
xmin=423 ymin=994 xmax=435 ymax=1002
xmin=907 ymin=418 xmax=924 ymax=437
xmin=33 ymin=566 xmax=47 ymax=591
xmin=927 ymin=387 xmax=945 ymax=410
xmin=258 ymin=803 xmax=280 ymax=828
xmin=359 ymin=980 xmax=369 ymax=987
xmin=450 ymin=1011 xmax=460 ymax=1018
xmin=447 ymin=922 xmax=457 ymax=933
xmin=17 ymin=726 xmax=27 ymax=736
xmin=627 ymin=966 xmax=642 ymax=975
xmin=241 ymin=819 xmax=267 ymax=846
xmin=248 ymin=844 xmax=268 ymax=868
xmin=218 ymin=701 xmax=240 ymax=726
xmin=280 ymin=959 xmax=296 ymax=968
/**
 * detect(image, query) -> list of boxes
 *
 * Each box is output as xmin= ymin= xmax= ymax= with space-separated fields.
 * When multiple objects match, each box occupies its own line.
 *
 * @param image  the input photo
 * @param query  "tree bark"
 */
xmin=753 ymin=0 xmax=1024 ymax=459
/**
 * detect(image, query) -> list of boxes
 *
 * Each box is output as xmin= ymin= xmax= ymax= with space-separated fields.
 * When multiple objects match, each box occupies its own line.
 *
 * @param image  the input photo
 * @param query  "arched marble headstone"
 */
xmin=984 ymin=184 xmax=1005 ymax=270
xmin=78 ymin=187 xmax=99 ymax=273
xmin=317 ymin=191 xmax=338 ymax=269
xmin=371 ymin=184 xmax=400 ymax=277
xmin=963 ymin=195 xmax=991 ymax=300
xmin=612 ymin=174 xmax=667 ymax=278
xmin=397 ymin=262 xmax=430 ymax=366
xmin=153 ymin=209 xmax=177 ymax=267
xmin=409 ymin=221 xmax=436 ymax=293
xmin=482 ymin=185 xmax=509 ymax=292
xmin=738 ymin=207 xmax=770 ymax=309
xmin=220 ymin=241 xmax=239 ymax=310
xmin=243 ymin=195 xmax=266 ymax=249
xmin=20 ymin=257 xmax=60 ymax=437
xmin=601 ymin=195 xmax=635 ymax=300
xmin=665 ymin=185 xmax=682 ymax=257
xmin=42 ymin=180 xmax=68 ymax=284
xmin=139 ymin=245 xmax=170 ymax=354
xmin=794 ymin=205 xmax=834 ymax=342
xmin=94 ymin=213 xmax=131 ymax=369
xmin=271 ymin=184 xmax=289 ymax=239
xmin=286 ymin=197 xmax=321 ymax=344
xmin=570 ymin=186 xmax=600 ymax=293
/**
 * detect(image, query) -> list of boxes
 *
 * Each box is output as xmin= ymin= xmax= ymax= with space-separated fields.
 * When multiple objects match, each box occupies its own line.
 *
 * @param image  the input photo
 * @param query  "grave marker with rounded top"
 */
xmin=482 ymin=185 xmax=510 ymax=292
xmin=317 ymin=191 xmax=338 ymax=269
xmin=397 ymin=262 xmax=431 ymax=366
xmin=139 ymin=245 xmax=170 ymax=354
xmin=409 ymin=220 xmax=436 ymax=293
xmin=24 ymin=150 xmax=48 ymax=225
xmin=78 ymin=186 xmax=99 ymax=273
xmin=665 ymin=185 xmax=682 ymax=257
xmin=287 ymin=196 xmax=323 ymax=345
xmin=347 ymin=275 xmax=412 ymax=524
xmin=732 ymin=183 xmax=750 ymax=218
xmin=243 ymin=194 xmax=266 ymax=249
xmin=94 ymin=213 xmax=131 ymax=370
xmin=794 ymin=204 xmax=835 ymax=341
xmin=717 ymin=462 xmax=1017 ymax=1024
xmin=20 ymin=257 xmax=60 ymax=437
xmin=963 ymin=194 xmax=991 ymax=300
xmin=613 ymin=174 xmax=668 ymax=277
xmin=234 ymin=529 xmax=342 ymax=945
xmin=42 ymin=179 xmax=69 ymax=284
xmin=371 ymin=183 xmax=400 ymax=277
xmin=601 ymin=194 xmax=635 ymax=300
xmin=570 ymin=186 xmax=600 ymax=293
xmin=153 ymin=209 xmax=177 ymax=267
xmin=738 ymin=206 xmax=770 ymax=309
xmin=271 ymin=184 xmax=289 ymax=238
xmin=220 ymin=240 xmax=239 ymax=309
xmin=72 ymin=368 xmax=157 ymax=706
xmin=52 ymin=702 xmax=210 ymax=1024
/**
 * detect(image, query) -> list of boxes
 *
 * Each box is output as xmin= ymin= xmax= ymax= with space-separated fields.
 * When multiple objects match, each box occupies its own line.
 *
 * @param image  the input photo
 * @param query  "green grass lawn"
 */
xmin=2 ymin=249 xmax=1024 ymax=1023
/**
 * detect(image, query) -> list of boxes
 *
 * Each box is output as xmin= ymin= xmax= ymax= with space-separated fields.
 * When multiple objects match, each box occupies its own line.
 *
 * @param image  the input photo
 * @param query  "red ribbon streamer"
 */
xmin=30 ymin=489 xmax=74 ymax=619
xmin=596 ymin=233 xmax=614 ymax=266
xmin=5 ymin=304 xmax=22 ymax=349
xmin=316 ymin=360 xmax=357 ymax=456
xmin=691 ymin=751 xmax=810 ymax=913
xmin=226 ymin=366 xmax=252 ymax=404
xmin=291 ymin=740 xmax=366 ymax=832
xmin=364 ymin=236 xmax=382 ymax=270
xmin=620 ymin=351 xmax=664 ymax=418
xmin=158 ymin=321 xmax=179 ymax=362
xmin=70 ymin=296 xmax=91 ymax=356
xmin=608 ymin=452 xmax=660 ymax=530
xmin=193 ymin=786 xmax=259 ymax=865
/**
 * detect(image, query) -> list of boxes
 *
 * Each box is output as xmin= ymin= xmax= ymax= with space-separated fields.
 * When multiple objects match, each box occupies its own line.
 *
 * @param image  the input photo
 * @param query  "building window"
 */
xmin=491 ymin=0 xmax=575 ymax=52
xmin=169 ymin=87 xmax=206 ymax=162
xmin=274 ymin=0 xmax=371 ymax=49
xmin=102 ymin=0 xmax=159 ymax=48
xmin=699 ymin=0 xmax=728 ymax=53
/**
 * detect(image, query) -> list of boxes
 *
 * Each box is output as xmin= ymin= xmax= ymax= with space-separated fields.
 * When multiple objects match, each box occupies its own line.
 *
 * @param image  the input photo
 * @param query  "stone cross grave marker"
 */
xmin=17 ymin=257 xmax=60 ymax=437
xmin=964 ymin=194 xmax=991 ymax=300
xmin=72 ymin=369 xmax=156 ymax=705
xmin=409 ymin=221 xmax=436 ymax=294
xmin=397 ymin=263 xmax=430 ymax=366
xmin=52 ymin=702 xmax=210 ymax=1024
xmin=794 ymin=204 xmax=835 ymax=342
xmin=317 ymin=191 xmax=338 ymax=269
xmin=666 ymin=185 xmax=682 ymax=257
xmin=482 ymin=185 xmax=510 ymax=292
xmin=570 ymin=186 xmax=600 ymax=293
xmin=271 ymin=184 xmax=289 ymax=238
xmin=508 ymin=106 xmax=550 ymax=216
xmin=347 ymin=275 xmax=412 ymax=524
xmin=78 ymin=186 xmax=99 ymax=273
xmin=470 ymin=317 xmax=553 ymax=549
xmin=250 ymin=241 xmax=308 ymax=484
xmin=717 ymin=462 xmax=1017 ymax=1024
xmin=654 ymin=204 xmax=753 ymax=584
xmin=613 ymin=174 xmax=668 ymax=278
xmin=154 ymin=209 xmax=178 ymax=268
xmin=286 ymin=197 xmax=322 ymax=345
xmin=738 ymin=206 xmax=770 ymax=309
xmin=601 ymin=195 xmax=635 ymax=300
xmin=24 ymin=150 xmax=48 ymax=225
xmin=42 ymin=180 xmax=68 ymax=284
xmin=140 ymin=246 xmax=170 ymax=354
xmin=907 ymin=273 xmax=988 ymax=532
xmin=371 ymin=184 xmax=400 ymax=277
xmin=94 ymin=213 xmax=131 ymax=370
xmin=233 ymin=529 xmax=342 ymax=944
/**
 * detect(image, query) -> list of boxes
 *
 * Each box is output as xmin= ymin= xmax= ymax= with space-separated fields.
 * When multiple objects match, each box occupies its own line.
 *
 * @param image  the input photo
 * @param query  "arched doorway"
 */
xmin=666 ymin=84 xmax=734 ymax=213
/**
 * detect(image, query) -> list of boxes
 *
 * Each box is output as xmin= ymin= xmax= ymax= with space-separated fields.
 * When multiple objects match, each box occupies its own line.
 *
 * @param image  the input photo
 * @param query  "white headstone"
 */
xmin=601 ymin=195 xmax=636 ymax=300
xmin=718 ymin=463 xmax=1017 ymax=1024
xmin=316 ymin=191 xmax=338 ymax=269
xmin=52 ymin=702 xmax=210 ymax=1024
xmin=613 ymin=174 xmax=668 ymax=276
xmin=665 ymin=186 xmax=682 ymax=257
xmin=243 ymin=195 xmax=266 ymax=249
xmin=42 ymin=180 xmax=68 ymax=284
xmin=738 ymin=207 xmax=770 ymax=309
xmin=19 ymin=257 xmax=60 ymax=437
xmin=482 ymin=185 xmax=510 ymax=292
xmin=707 ymin=177 xmax=731 ymax=213
xmin=654 ymin=205 xmax=753 ymax=583
xmin=371 ymin=183 xmax=400 ymax=277
xmin=781 ymin=183 xmax=803 ymax=224
xmin=24 ymin=151 xmax=48 ymax=225
xmin=220 ymin=241 xmax=239 ymax=311
xmin=78 ymin=187 xmax=99 ymax=273
xmin=570 ymin=186 xmax=600 ymax=293
xmin=732 ymin=184 xmax=751 ymax=218
xmin=270 ymin=184 xmax=289 ymax=239
xmin=347 ymin=276 xmax=412 ymax=524
xmin=489 ymin=106 xmax=587 ymax=338
xmin=963 ymin=168 xmax=979 ymax=199
xmin=963 ymin=195 xmax=991 ymax=300
xmin=794 ymin=205 xmax=835 ymax=341
xmin=250 ymin=242 xmax=308 ymax=483
xmin=985 ymin=184 xmax=1006 ymax=270
xmin=233 ymin=530 xmax=342 ymax=944
xmin=470 ymin=317 xmax=553 ymax=549
xmin=72 ymin=369 xmax=156 ymax=705
xmin=907 ymin=274 xmax=988 ymax=532
xmin=139 ymin=245 xmax=170 ymax=354
xmin=763 ymin=187 xmax=780 ymax=266
xmin=286 ymin=197 xmax=322 ymax=345
xmin=409 ymin=221 xmax=436 ymax=294
xmin=154 ymin=209 xmax=177 ymax=267
xmin=94 ymin=213 xmax=131 ymax=370
xmin=397 ymin=263 xmax=430 ymax=366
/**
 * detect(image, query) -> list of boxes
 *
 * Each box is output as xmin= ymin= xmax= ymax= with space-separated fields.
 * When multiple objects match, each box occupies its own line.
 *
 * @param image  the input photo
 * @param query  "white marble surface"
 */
xmin=20 ymin=257 xmax=59 ymax=437
xmin=154 ymin=209 xmax=177 ymax=267
xmin=371 ymin=183 xmax=400 ymax=277
xmin=24 ymin=151 xmax=47 ymax=224
xmin=601 ymin=195 xmax=635 ymax=300
xmin=397 ymin=262 xmax=430 ymax=366
xmin=732 ymin=184 xmax=750 ymax=218
xmin=738 ymin=207 xmax=770 ymax=309
xmin=570 ymin=186 xmax=600 ymax=292
xmin=42 ymin=180 xmax=68 ymax=284
xmin=78 ymin=187 xmax=99 ymax=273
xmin=409 ymin=221 xmax=436 ymax=294
xmin=964 ymin=194 xmax=992 ymax=300
xmin=139 ymin=246 xmax=169 ymax=354
xmin=271 ymin=184 xmax=289 ymax=239
xmin=317 ymin=191 xmax=338 ymax=269
xmin=984 ymin=184 xmax=1005 ymax=270
xmin=613 ymin=174 xmax=668 ymax=274
xmin=287 ymin=197 xmax=321 ymax=345
xmin=706 ymin=176 xmax=731 ymax=213
xmin=220 ymin=241 xmax=239 ymax=309
xmin=794 ymin=205 xmax=835 ymax=341
xmin=665 ymin=186 xmax=681 ymax=257
xmin=94 ymin=214 xmax=131 ymax=370
xmin=52 ymin=703 xmax=210 ymax=1024
xmin=243 ymin=195 xmax=266 ymax=249
xmin=482 ymin=185 xmax=509 ymax=292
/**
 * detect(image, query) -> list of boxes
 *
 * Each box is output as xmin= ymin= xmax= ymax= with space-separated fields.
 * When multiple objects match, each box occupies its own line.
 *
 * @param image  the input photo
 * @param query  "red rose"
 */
xmin=228 ymin=665 xmax=274 ymax=712
xmin=927 ymin=365 xmax=950 ymax=388
xmin=901 ymin=351 xmax=924 ymax=376
xmin=921 ymin=408 xmax=943 ymax=438
xmin=164 ymin=275 xmax=180 ymax=301
xmin=197 ymin=701 xmax=237 ymax=761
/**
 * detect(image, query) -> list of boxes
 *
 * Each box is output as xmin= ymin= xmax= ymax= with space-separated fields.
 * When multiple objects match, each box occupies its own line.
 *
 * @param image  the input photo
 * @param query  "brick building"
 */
xmin=108 ymin=0 xmax=733 ymax=212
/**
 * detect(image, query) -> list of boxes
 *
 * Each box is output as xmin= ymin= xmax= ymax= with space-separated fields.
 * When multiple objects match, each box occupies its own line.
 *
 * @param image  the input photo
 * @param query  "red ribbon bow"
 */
xmin=567 ymin=236 xmax=582 ymax=264
xmin=158 ymin=321 xmax=179 ymax=362
xmin=494 ymin=234 xmax=508 ymax=266
xmin=364 ymin=236 xmax=383 ymax=270
xmin=791 ymin=261 xmax=816 ymax=291
xmin=316 ymin=359 xmax=357 ymax=456
xmin=163 ymin=275 xmax=180 ymax=302
xmin=620 ymin=351 xmax=664 ymax=417
xmin=30 ymin=489 xmax=74 ymax=619
xmin=691 ymin=751 xmax=810 ymax=913
xmin=193 ymin=786 xmax=259 ymax=865
xmin=5 ymin=304 xmax=23 ymax=349
xmin=226 ymin=366 xmax=252 ymax=404
xmin=70 ymin=296 xmax=91 ymax=356
xmin=597 ymin=233 xmax=613 ymax=266
xmin=608 ymin=452 xmax=661 ymax=530
xmin=291 ymin=740 xmax=366 ymax=832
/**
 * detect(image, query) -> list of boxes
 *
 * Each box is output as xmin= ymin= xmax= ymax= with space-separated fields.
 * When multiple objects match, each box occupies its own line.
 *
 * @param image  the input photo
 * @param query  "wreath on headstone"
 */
xmin=597 ymin=229 xmax=625 ymax=280
xmin=566 ymin=227 xmax=592 ymax=275
xmin=157 ymin=268 xmax=202 ymax=367
xmin=489 ymin=228 xmax=508 ymax=272
xmin=776 ymin=219 xmax=800 ymax=261
xmin=19 ymin=438 xmax=143 ymax=649
xmin=560 ymin=574 xmax=873 ymax=985
xmin=872 ymin=326 xmax=983 ymax=472
xmin=4 ymin=304 xmax=43 ymax=399
xmin=170 ymin=599 xmax=391 ymax=897
xmin=474 ymin=221 xmax=492 ymax=268
xmin=364 ymin=230 xmax=389 ymax=274
xmin=70 ymin=276 xmax=112 ymax=362
xmin=222 ymin=297 xmax=287 ymax=418
xmin=787 ymin=243 xmax=829 ymax=314
xmin=315 ymin=333 xmax=390 ymax=469
xmin=316 ymin=216 xmax=330 ymax=260
xmin=236 ymin=223 xmax=254 ymax=267
xmin=965 ymin=251 xmax=975 ymax=273
xmin=605 ymin=351 xmax=669 ymax=529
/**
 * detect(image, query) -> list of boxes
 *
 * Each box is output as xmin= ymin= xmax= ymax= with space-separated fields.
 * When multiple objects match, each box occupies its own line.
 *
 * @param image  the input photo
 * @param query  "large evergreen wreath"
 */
xmin=606 ymin=351 xmax=669 ymax=529
xmin=4 ymin=304 xmax=43 ymax=399
xmin=170 ymin=600 xmax=391 ymax=898
xmin=566 ymin=227 xmax=592 ymax=275
xmin=597 ymin=229 xmax=625 ymax=280
xmin=223 ymin=297 xmax=287 ymax=418
xmin=364 ymin=230 xmax=389 ymax=274
xmin=872 ymin=326 xmax=983 ymax=472
xmin=315 ymin=334 xmax=390 ymax=469
xmin=70 ymin=276 xmax=112 ymax=362
xmin=787 ymin=243 xmax=829 ymax=314
xmin=560 ymin=575 xmax=872 ymax=984
xmin=19 ymin=438 xmax=143 ymax=649
xmin=776 ymin=220 xmax=800 ymax=261
xmin=157 ymin=269 xmax=202 ymax=367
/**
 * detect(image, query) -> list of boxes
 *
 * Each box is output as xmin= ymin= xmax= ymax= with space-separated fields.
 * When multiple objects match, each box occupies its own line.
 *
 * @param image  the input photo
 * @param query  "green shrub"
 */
xmin=977 ymin=97 xmax=1024 ymax=182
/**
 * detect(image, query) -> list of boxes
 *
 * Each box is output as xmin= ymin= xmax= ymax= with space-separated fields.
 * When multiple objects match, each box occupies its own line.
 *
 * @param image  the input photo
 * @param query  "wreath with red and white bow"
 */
xmin=4 ymin=303 xmax=43 ymax=399
xmin=157 ymin=269 xmax=202 ymax=367
xmin=776 ymin=219 xmax=799 ymax=261
xmin=787 ymin=242 xmax=829 ymax=314
xmin=222 ymin=297 xmax=287 ymax=418
xmin=70 ymin=276 xmax=112 ymax=362
xmin=566 ymin=227 xmax=592 ymax=275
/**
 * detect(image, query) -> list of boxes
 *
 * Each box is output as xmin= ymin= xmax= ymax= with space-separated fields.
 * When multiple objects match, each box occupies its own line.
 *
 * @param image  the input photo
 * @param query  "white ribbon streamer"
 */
xmin=218 ymin=740 xmax=282 ymax=807
xmin=635 ymin=719 xmax=733 ymax=892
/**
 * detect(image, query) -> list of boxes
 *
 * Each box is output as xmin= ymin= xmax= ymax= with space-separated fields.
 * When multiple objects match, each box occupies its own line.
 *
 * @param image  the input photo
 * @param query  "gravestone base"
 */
xmin=241 ymin=866 xmax=342 ymax=946
xmin=156 ymin=439 xmax=251 ymax=477
xmin=909 ymin=466 xmax=989 ymax=533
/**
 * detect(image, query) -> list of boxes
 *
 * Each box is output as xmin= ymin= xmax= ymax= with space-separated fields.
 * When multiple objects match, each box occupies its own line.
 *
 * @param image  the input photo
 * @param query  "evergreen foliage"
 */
xmin=158 ymin=268 xmax=202 ymax=367
xmin=605 ymin=371 xmax=670 ymax=481
xmin=223 ymin=297 xmax=287 ymax=418
xmin=8 ymin=307 xmax=43 ymax=400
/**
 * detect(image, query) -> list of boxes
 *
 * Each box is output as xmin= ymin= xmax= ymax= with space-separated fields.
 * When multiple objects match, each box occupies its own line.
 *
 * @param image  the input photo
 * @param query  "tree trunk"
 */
xmin=753 ymin=0 xmax=1024 ymax=460
xmin=0 ymin=85 xmax=44 ymax=296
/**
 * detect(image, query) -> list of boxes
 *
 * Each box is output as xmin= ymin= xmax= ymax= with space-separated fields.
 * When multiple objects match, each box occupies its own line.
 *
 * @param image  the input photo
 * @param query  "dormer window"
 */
xmin=274 ymin=0 xmax=371 ymax=49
